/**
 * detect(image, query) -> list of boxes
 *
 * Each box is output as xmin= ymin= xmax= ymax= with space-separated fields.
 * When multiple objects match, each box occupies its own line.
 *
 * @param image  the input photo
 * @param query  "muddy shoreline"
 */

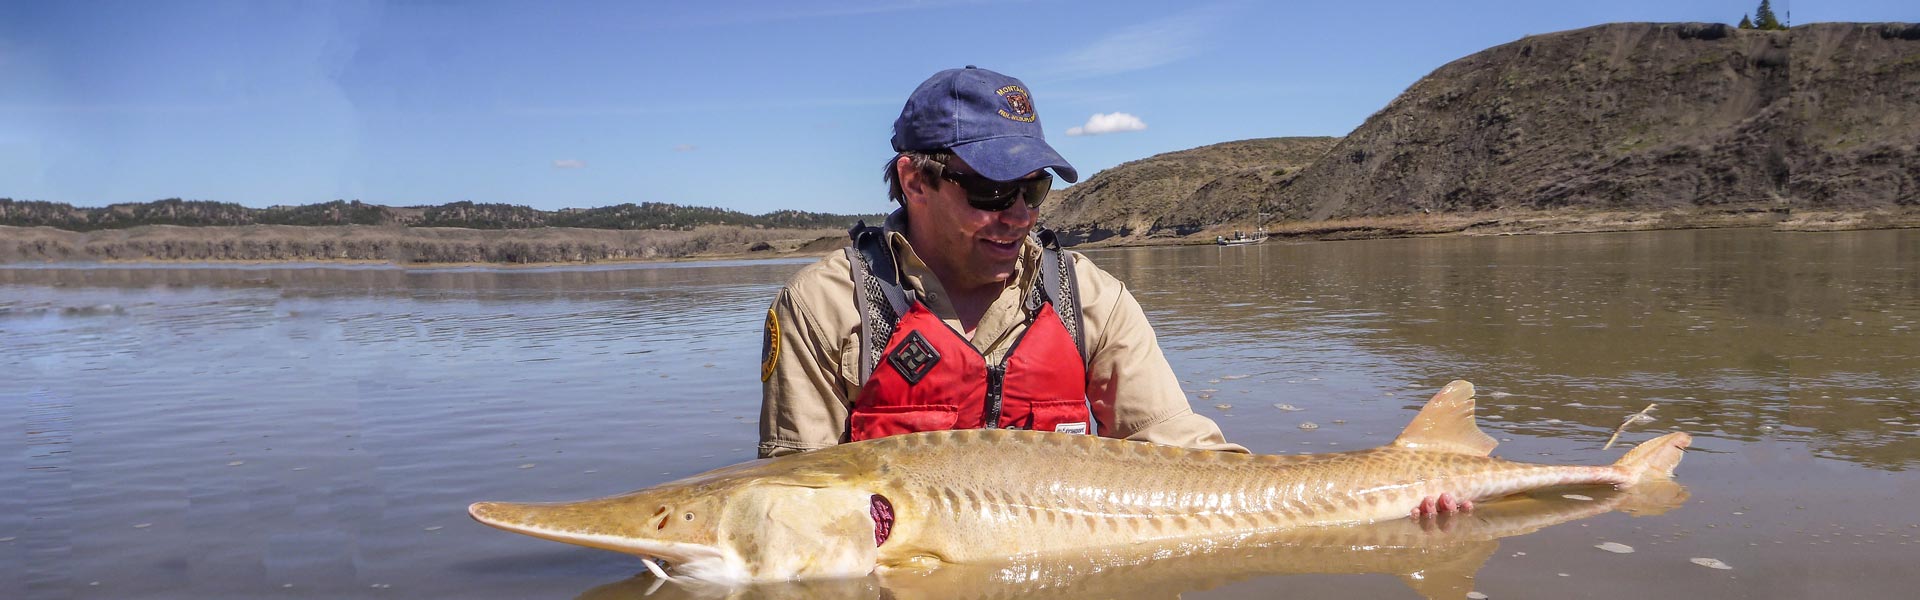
xmin=1073 ymin=208 xmax=1920 ymax=248
xmin=2 ymin=208 xmax=1915 ymax=266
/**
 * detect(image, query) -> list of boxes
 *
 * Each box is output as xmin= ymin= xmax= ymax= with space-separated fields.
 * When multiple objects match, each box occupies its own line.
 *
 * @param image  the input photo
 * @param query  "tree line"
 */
xmin=1738 ymin=1 xmax=1787 ymax=31
xmin=0 ymin=198 xmax=884 ymax=233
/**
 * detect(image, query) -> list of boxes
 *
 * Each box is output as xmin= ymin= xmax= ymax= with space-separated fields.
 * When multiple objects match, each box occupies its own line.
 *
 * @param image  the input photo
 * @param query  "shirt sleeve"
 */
xmin=1076 ymin=255 xmax=1249 ymax=454
xmin=758 ymin=285 xmax=853 ymax=458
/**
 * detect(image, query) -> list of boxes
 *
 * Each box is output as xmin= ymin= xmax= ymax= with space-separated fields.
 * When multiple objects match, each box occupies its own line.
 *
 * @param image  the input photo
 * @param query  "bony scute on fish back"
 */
xmin=468 ymin=379 xmax=1691 ymax=584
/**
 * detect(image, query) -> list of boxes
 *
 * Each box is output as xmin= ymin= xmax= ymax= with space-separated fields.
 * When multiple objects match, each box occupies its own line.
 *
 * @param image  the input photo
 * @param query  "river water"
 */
xmin=2 ymin=229 xmax=1916 ymax=599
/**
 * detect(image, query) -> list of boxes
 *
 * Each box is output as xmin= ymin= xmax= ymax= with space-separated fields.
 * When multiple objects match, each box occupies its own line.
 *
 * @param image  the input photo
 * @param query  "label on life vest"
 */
xmin=1054 ymin=422 xmax=1087 ymax=435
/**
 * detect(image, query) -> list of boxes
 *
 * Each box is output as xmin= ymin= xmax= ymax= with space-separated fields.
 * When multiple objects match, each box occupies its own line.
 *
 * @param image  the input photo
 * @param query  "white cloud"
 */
xmin=1065 ymin=112 xmax=1148 ymax=136
xmin=672 ymin=144 xmax=698 ymax=153
xmin=552 ymin=159 xmax=586 ymax=169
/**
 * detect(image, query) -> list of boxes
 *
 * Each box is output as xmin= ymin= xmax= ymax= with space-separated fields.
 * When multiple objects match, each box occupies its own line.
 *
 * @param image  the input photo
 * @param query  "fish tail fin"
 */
xmin=1612 ymin=432 xmax=1692 ymax=483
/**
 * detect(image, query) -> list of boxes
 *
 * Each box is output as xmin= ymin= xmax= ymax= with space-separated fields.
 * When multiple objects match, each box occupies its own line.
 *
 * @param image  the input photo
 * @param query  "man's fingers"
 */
xmin=1411 ymin=493 xmax=1475 ymax=518
xmin=1413 ymin=496 xmax=1438 ymax=517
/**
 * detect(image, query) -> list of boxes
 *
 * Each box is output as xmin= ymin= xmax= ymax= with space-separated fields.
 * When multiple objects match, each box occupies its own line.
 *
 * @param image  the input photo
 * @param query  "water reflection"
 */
xmin=1095 ymin=229 xmax=1920 ymax=470
xmin=0 ymin=259 xmax=814 ymax=300
xmin=583 ymin=484 xmax=1686 ymax=600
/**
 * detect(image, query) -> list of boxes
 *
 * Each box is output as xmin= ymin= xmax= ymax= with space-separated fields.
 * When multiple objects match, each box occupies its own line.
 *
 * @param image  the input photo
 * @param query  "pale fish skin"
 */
xmin=469 ymin=380 xmax=1691 ymax=584
xmin=579 ymin=480 xmax=1690 ymax=600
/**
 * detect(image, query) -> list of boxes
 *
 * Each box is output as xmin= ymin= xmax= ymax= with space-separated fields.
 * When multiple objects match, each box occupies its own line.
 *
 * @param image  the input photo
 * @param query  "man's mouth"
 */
xmin=980 ymin=236 xmax=1021 ymax=252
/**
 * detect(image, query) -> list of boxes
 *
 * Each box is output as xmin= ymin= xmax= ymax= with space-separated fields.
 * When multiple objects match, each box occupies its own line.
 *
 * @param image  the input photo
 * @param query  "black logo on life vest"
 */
xmin=886 ymin=331 xmax=940 ymax=385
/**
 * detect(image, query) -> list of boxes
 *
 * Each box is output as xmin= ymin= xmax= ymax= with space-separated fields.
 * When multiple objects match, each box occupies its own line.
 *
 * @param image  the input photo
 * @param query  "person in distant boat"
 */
xmin=757 ymin=66 xmax=1245 ymax=459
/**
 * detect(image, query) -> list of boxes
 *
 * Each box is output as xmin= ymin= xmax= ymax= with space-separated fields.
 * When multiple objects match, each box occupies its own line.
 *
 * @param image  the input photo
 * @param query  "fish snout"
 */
xmin=469 ymin=501 xmax=543 ymax=531
xmin=468 ymin=501 xmax=504 ymax=524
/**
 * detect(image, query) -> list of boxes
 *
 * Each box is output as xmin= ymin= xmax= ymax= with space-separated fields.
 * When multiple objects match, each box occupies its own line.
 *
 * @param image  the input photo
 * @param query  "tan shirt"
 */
xmin=758 ymin=214 xmax=1245 ymax=458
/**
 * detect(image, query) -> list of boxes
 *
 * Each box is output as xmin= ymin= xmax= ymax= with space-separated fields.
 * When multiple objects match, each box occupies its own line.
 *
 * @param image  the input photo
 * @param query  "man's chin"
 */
xmin=966 ymin=257 xmax=1018 ymax=289
xmin=986 ymin=265 xmax=1018 ymax=287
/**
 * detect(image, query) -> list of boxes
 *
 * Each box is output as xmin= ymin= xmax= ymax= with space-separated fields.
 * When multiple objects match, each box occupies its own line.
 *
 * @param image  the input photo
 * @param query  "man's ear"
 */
xmin=897 ymin=156 xmax=932 ymax=205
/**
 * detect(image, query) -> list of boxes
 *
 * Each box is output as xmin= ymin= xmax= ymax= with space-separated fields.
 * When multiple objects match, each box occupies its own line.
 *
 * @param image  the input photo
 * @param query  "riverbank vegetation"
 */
xmin=0 ymin=223 xmax=847 ymax=265
xmin=0 ymin=197 xmax=882 ymax=233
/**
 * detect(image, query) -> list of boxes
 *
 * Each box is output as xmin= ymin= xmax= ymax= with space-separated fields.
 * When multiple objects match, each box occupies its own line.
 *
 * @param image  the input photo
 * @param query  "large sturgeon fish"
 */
xmin=469 ymin=381 xmax=1690 ymax=584
xmin=578 ymin=482 xmax=1689 ymax=600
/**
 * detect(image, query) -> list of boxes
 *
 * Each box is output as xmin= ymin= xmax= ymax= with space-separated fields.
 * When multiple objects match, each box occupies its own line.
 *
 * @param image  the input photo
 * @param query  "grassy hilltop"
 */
xmin=1042 ymin=22 xmax=1920 ymax=245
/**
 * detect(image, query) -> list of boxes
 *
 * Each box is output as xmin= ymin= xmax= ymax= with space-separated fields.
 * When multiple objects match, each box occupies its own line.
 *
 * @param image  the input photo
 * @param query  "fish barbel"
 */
xmin=469 ymin=380 xmax=1690 ymax=583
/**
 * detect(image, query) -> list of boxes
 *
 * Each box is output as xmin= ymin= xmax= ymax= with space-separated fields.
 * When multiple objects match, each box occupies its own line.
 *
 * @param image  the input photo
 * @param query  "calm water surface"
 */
xmin=2 ymin=229 xmax=1916 ymax=599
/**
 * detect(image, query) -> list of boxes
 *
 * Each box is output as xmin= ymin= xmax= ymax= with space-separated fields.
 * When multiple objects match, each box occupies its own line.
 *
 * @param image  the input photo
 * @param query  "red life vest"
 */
xmin=843 ymin=219 xmax=1095 ymax=442
xmin=850 ymin=300 xmax=1090 ymax=440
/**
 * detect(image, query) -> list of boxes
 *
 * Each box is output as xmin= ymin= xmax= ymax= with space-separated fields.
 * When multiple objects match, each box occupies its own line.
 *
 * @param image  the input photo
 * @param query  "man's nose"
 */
xmin=997 ymin=195 xmax=1036 ymax=226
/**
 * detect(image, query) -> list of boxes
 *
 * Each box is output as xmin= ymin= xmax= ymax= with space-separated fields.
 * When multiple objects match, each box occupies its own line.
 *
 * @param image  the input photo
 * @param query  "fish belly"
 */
xmin=878 ymin=438 xmax=1626 ymax=565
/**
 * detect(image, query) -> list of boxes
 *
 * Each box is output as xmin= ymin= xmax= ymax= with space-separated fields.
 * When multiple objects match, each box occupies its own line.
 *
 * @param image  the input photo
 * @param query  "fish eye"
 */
xmin=683 ymin=512 xmax=694 ymax=521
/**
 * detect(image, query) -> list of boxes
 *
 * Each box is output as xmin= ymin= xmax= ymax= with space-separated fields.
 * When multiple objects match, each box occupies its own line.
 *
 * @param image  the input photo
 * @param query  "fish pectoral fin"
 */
xmin=1391 ymin=380 xmax=1499 ymax=456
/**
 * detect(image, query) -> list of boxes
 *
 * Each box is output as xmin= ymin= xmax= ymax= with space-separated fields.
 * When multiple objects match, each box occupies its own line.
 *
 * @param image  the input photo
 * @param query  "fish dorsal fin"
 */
xmin=1391 ymin=380 xmax=1498 ymax=456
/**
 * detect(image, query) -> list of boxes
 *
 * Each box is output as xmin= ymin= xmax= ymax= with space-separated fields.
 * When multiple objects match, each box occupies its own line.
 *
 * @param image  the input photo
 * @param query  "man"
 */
xmin=755 ymin=66 xmax=1477 ymax=517
xmin=756 ymin=66 xmax=1244 ymax=459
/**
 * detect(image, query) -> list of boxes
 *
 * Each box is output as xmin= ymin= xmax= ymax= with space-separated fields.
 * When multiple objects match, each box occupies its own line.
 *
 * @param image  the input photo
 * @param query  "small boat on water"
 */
xmin=1216 ymin=229 xmax=1269 ymax=246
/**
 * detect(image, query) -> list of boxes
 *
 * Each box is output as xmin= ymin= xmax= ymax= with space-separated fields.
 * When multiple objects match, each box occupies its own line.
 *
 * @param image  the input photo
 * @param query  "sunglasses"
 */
xmin=936 ymin=166 xmax=1052 ymax=212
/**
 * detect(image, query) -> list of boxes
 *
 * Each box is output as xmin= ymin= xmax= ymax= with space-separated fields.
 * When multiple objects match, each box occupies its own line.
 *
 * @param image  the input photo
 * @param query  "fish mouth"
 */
xmin=468 ymin=501 xmax=744 ymax=583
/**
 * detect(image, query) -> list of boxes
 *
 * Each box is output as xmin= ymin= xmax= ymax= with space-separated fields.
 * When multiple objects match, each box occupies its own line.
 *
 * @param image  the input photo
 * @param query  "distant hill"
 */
xmin=1043 ymin=22 xmax=1920 ymax=243
xmin=0 ymin=198 xmax=884 ymax=233
xmin=1039 ymin=137 xmax=1340 ymax=244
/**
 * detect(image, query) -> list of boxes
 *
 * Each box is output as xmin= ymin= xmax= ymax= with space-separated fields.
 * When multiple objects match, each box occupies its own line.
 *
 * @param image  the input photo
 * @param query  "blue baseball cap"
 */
xmin=891 ymin=66 xmax=1078 ymax=183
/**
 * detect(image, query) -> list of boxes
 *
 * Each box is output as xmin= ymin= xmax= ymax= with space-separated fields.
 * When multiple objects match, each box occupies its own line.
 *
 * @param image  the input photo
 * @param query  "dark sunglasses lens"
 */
xmin=1020 ymin=178 xmax=1050 ymax=208
xmin=965 ymin=188 xmax=1018 ymax=211
xmin=961 ymin=174 xmax=1051 ymax=212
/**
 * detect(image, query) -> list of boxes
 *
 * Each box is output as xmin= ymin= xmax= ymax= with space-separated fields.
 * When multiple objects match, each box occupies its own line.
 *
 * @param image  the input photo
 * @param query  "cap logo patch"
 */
xmin=996 ymin=85 xmax=1036 ymax=123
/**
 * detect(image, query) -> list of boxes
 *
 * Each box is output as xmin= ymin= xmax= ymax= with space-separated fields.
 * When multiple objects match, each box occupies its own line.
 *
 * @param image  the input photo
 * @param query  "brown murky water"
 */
xmin=3 ymin=229 xmax=1916 ymax=599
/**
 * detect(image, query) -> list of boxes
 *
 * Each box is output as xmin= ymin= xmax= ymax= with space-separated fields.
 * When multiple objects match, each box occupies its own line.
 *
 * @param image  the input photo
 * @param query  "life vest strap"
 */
xmin=1034 ymin=229 xmax=1085 ymax=364
xmin=847 ymin=222 xmax=910 ymax=386
xmin=847 ymin=221 xmax=1089 ymax=435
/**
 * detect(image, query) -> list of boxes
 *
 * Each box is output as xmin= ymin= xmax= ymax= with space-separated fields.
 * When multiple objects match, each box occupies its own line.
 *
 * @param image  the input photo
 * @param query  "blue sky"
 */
xmin=2 ymin=0 xmax=1911 ymax=215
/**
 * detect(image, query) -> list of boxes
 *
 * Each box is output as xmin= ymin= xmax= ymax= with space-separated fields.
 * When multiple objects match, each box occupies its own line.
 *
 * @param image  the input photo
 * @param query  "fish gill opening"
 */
xmin=872 ymin=494 xmax=894 ymax=546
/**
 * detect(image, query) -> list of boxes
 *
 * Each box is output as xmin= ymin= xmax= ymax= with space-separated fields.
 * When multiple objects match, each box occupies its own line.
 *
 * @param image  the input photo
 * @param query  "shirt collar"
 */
xmin=881 ymin=208 xmax=1039 ymax=305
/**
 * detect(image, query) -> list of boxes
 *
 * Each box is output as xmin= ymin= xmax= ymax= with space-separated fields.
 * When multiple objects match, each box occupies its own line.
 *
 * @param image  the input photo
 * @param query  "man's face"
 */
xmin=900 ymin=155 xmax=1040 ymax=292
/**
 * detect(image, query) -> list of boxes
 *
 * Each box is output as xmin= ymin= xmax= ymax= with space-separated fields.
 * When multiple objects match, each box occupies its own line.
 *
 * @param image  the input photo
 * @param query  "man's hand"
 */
xmin=1410 ymin=492 xmax=1473 ymax=518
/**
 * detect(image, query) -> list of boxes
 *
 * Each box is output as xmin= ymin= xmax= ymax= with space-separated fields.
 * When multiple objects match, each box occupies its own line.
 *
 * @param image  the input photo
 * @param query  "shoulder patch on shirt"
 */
xmin=760 ymin=307 xmax=781 ymax=382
